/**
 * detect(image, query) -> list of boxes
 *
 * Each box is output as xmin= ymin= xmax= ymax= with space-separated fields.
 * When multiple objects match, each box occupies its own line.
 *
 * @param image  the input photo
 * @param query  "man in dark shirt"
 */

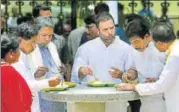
xmin=79 ymin=15 xmax=99 ymax=46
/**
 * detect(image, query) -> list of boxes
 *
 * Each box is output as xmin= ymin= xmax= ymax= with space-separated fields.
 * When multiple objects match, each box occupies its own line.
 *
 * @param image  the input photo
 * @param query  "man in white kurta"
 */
xmin=130 ymin=42 xmax=166 ymax=112
xmin=119 ymin=21 xmax=179 ymax=112
xmin=71 ymin=12 xmax=134 ymax=112
xmin=13 ymin=50 xmax=50 ymax=112
xmin=71 ymin=36 xmax=133 ymax=83
xmin=123 ymin=17 xmax=166 ymax=112
xmin=12 ymin=22 xmax=60 ymax=112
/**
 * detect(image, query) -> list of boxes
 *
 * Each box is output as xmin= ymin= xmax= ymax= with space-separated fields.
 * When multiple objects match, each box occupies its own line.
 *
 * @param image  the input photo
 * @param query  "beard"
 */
xmin=99 ymin=33 xmax=115 ymax=45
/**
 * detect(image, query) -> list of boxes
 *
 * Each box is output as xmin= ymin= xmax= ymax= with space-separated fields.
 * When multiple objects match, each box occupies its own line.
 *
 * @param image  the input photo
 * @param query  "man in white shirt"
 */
xmin=71 ymin=12 xmax=134 ymax=112
xmin=118 ymin=21 xmax=179 ymax=112
xmin=123 ymin=15 xmax=166 ymax=112
xmin=35 ymin=16 xmax=66 ymax=112
xmin=12 ymin=22 xmax=60 ymax=112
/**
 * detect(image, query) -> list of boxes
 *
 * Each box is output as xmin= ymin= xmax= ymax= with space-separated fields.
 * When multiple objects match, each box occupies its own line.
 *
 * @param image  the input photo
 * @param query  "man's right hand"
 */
xmin=79 ymin=66 xmax=93 ymax=76
xmin=34 ymin=66 xmax=49 ymax=79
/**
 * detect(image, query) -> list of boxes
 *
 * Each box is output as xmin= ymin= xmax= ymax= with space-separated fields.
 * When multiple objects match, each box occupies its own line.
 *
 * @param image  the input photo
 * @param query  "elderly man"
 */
xmin=35 ymin=16 xmax=66 ymax=112
xmin=71 ymin=12 xmax=134 ymax=112
xmin=33 ymin=4 xmax=67 ymax=63
xmin=12 ymin=22 xmax=60 ymax=112
xmin=33 ymin=5 xmax=71 ymax=80
xmin=118 ymin=21 xmax=179 ymax=112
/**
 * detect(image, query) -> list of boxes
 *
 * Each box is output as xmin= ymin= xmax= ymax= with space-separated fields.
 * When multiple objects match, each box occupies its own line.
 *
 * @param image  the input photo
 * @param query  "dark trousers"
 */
xmin=128 ymin=100 xmax=141 ymax=112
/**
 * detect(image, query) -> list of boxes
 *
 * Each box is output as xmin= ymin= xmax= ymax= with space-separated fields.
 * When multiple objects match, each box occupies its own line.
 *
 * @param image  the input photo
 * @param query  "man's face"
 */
xmin=39 ymin=10 xmax=51 ymax=17
xmin=19 ymin=36 xmax=36 ymax=54
xmin=98 ymin=19 xmax=115 ymax=44
xmin=153 ymin=41 xmax=168 ymax=52
xmin=36 ymin=27 xmax=53 ymax=46
xmin=85 ymin=23 xmax=99 ymax=39
xmin=129 ymin=35 xmax=151 ymax=52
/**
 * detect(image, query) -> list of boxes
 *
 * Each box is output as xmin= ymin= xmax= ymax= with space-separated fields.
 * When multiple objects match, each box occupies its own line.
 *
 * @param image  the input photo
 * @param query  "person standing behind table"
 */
xmin=118 ymin=21 xmax=179 ymax=112
xmin=123 ymin=16 xmax=166 ymax=112
xmin=12 ymin=22 xmax=61 ymax=112
xmin=79 ymin=14 xmax=99 ymax=46
xmin=71 ymin=12 xmax=135 ymax=112
xmin=32 ymin=4 xmax=66 ymax=62
xmin=1 ymin=34 xmax=32 ymax=112
xmin=35 ymin=16 xmax=66 ymax=112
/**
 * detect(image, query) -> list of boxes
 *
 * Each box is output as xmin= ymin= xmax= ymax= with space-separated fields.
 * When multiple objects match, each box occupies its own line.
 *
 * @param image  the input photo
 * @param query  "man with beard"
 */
xmin=71 ymin=12 xmax=134 ymax=112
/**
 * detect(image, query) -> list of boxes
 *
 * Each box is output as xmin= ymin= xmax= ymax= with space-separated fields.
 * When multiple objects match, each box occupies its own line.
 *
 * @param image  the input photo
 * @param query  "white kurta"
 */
xmin=71 ymin=36 xmax=134 ymax=112
xmin=136 ymin=40 xmax=179 ymax=112
xmin=12 ymin=51 xmax=49 ymax=112
xmin=71 ymin=36 xmax=134 ymax=83
xmin=132 ymin=42 xmax=166 ymax=112
xmin=13 ymin=42 xmax=64 ymax=112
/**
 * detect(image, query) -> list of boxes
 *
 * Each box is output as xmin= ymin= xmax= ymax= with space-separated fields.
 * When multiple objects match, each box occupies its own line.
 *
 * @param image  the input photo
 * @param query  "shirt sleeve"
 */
xmin=71 ymin=46 xmax=88 ymax=83
xmin=136 ymin=56 xmax=179 ymax=95
xmin=12 ymin=61 xmax=49 ymax=92
xmin=124 ymin=46 xmax=135 ymax=72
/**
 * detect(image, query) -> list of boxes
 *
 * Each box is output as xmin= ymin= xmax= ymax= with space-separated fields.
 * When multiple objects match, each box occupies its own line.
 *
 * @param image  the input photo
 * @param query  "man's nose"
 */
xmin=108 ymin=29 xmax=113 ymax=35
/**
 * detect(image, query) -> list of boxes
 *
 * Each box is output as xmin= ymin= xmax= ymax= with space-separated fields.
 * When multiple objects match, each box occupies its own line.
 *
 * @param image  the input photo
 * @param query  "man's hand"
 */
xmin=145 ymin=77 xmax=158 ymax=83
xmin=122 ymin=68 xmax=138 ymax=83
xmin=34 ymin=66 xmax=49 ymax=78
xmin=79 ymin=66 xmax=93 ymax=76
xmin=116 ymin=83 xmax=135 ymax=91
xmin=122 ymin=73 xmax=132 ymax=83
xmin=48 ymin=76 xmax=61 ymax=87
xmin=59 ymin=63 xmax=67 ymax=75
xmin=109 ymin=67 xmax=122 ymax=78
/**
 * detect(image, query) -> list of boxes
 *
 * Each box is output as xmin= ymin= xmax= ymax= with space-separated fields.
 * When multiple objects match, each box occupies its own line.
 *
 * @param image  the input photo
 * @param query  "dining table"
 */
xmin=41 ymin=84 xmax=139 ymax=112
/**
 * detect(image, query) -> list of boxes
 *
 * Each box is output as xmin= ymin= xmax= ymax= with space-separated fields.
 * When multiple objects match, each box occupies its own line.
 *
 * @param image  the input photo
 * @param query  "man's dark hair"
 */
xmin=152 ymin=21 xmax=176 ymax=42
xmin=118 ymin=2 xmax=124 ymax=11
xmin=17 ymin=22 xmax=39 ymax=40
xmin=84 ymin=15 xmax=96 ymax=25
xmin=125 ymin=14 xmax=142 ymax=24
xmin=125 ymin=15 xmax=151 ymax=39
xmin=32 ymin=4 xmax=51 ymax=18
xmin=17 ymin=12 xmax=34 ymax=25
xmin=1 ymin=34 xmax=19 ymax=59
xmin=95 ymin=12 xmax=114 ymax=27
xmin=94 ymin=3 xmax=109 ymax=15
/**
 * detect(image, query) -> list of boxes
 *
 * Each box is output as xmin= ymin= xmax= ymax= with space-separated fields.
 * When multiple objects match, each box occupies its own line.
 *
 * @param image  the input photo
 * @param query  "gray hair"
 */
xmin=95 ymin=12 xmax=114 ymax=27
xmin=35 ymin=16 xmax=54 ymax=29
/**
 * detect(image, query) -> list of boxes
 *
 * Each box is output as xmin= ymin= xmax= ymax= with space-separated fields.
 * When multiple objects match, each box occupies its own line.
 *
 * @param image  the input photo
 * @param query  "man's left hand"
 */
xmin=109 ymin=67 xmax=122 ymax=78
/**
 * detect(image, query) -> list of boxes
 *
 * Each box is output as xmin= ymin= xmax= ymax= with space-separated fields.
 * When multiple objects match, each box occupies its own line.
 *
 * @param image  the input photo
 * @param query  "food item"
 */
xmin=43 ymin=84 xmax=69 ymax=92
xmin=88 ymin=80 xmax=115 ymax=87
xmin=115 ymin=83 xmax=125 ymax=88
xmin=64 ymin=82 xmax=76 ymax=88
xmin=48 ymin=79 xmax=60 ymax=87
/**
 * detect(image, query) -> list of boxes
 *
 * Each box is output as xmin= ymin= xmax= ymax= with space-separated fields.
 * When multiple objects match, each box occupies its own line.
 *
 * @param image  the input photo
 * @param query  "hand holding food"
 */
xmin=79 ymin=66 xmax=93 ymax=76
xmin=109 ymin=67 xmax=122 ymax=78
